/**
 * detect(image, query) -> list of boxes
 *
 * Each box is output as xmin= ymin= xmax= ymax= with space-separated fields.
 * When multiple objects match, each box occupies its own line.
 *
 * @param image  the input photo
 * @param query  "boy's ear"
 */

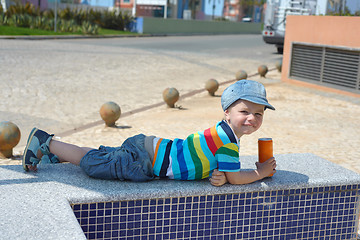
xmin=224 ymin=109 xmax=230 ymax=119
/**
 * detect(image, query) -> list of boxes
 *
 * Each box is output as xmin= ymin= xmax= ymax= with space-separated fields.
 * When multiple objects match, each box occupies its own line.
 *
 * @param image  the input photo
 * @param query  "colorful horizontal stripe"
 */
xmin=175 ymin=139 xmax=188 ymax=180
xmin=187 ymin=133 xmax=203 ymax=180
xmin=153 ymin=120 xmax=240 ymax=180
xmin=212 ymin=126 xmax=223 ymax=148
xmin=159 ymin=140 xmax=172 ymax=178
xmin=152 ymin=139 xmax=171 ymax=177
xmin=152 ymin=138 xmax=163 ymax=168
xmin=219 ymin=121 xmax=237 ymax=143
xmin=204 ymin=128 xmax=217 ymax=156
xmin=216 ymin=143 xmax=239 ymax=158
xmin=193 ymin=132 xmax=210 ymax=179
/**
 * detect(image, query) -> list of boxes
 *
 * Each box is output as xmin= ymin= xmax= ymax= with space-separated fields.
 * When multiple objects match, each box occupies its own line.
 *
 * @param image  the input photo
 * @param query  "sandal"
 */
xmin=22 ymin=128 xmax=56 ymax=171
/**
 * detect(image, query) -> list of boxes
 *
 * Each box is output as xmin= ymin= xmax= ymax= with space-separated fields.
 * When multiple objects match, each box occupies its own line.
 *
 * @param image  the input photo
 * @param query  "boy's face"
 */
xmin=224 ymin=99 xmax=264 ymax=138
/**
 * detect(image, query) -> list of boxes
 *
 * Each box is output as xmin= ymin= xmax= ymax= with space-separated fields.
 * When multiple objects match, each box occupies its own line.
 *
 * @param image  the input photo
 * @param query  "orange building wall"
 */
xmin=281 ymin=15 xmax=360 ymax=97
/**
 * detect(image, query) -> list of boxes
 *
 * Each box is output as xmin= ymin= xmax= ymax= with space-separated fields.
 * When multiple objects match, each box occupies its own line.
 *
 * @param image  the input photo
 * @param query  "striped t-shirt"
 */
xmin=152 ymin=120 xmax=241 ymax=180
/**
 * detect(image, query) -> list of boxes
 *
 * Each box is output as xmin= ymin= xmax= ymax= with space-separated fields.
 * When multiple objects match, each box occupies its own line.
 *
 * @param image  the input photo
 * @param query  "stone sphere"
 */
xmin=235 ymin=70 xmax=248 ymax=80
xmin=258 ymin=65 xmax=268 ymax=77
xmin=100 ymin=102 xmax=121 ymax=127
xmin=205 ymin=79 xmax=219 ymax=96
xmin=163 ymin=88 xmax=179 ymax=108
xmin=276 ymin=60 xmax=282 ymax=72
xmin=0 ymin=121 xmax=21 ymax=158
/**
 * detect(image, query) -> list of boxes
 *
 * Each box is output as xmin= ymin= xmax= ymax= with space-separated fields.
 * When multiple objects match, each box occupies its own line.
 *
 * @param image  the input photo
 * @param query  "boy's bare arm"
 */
xmin=225 ymin=170 xmax=263 ymax=185
xmin=210 ymin=169 xmax=264 ymax=186
xmin=226 ymin=157 xmax=276 ymax=185
xmin=210 ymin=158 xmax=276 ymax=186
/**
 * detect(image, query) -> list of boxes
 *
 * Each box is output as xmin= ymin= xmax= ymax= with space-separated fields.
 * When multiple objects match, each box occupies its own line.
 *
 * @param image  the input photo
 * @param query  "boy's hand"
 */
xmin=255 ymin=157 xmax=277 ymax=178
xmin=210 ymin=169 xmax=228 ymax=187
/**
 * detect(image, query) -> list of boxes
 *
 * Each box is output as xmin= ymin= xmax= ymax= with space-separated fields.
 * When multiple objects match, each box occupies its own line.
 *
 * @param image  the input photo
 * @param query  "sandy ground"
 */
xmin=53 ymin=74 xmax=360 ymax=175
xmin=2 ymin=71 xmax=360 ymax=176
xmin=1 ymin=38 xmax=359 ymax=175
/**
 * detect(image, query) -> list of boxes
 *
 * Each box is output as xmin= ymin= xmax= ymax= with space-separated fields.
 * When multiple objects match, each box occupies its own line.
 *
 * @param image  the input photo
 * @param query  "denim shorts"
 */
xmin=80 ymin=134 xmax=154 ymax=181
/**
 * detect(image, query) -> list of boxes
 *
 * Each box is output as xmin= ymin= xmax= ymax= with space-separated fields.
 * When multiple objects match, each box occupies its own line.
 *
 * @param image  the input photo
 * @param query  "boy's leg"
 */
xmin=23 ymin=127 xmax=95 ymax=171
xmin=27 ymin=139 xmax=94 ymax=171
xmin=48 ymin=140 xmax=94 ymax=166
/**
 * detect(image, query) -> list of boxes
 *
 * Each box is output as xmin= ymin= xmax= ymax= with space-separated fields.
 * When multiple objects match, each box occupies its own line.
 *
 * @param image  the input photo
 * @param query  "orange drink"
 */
xmin=258 ymin=138 xmax=274 ymax=176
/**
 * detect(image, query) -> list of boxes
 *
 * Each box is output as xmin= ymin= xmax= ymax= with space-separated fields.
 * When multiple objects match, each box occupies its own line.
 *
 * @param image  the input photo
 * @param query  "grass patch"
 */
xmin=0 ymin=25 xmax=77 ymax=35
xmin=0 ymin=25 xmax=137 ymax=36
xmin=98 ymin=28 xmax=137 ymax=35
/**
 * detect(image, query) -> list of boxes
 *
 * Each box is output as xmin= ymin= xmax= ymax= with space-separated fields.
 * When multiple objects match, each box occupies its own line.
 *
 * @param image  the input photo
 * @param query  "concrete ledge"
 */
xmin=1 ymin=153 xmax=360 ymax=239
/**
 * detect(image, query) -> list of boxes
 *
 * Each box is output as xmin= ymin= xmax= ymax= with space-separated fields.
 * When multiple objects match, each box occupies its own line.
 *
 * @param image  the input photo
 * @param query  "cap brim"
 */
xmin=265 ymin=105 xmax=275 ymax=110
xmin=241 ymin=97 xmax=275 ymax=111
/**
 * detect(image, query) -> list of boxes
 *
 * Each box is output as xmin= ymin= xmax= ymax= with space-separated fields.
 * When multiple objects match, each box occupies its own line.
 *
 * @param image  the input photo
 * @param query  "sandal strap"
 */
xmin=39 ymin=135 xmax=54 ymax=156
xmin=41 ymin=154 xmax=60 ymax=164
xmin=30 ymin=156 xmax=40 ymax=166
xmin=49 ymin=154 xmax=60 ymax=163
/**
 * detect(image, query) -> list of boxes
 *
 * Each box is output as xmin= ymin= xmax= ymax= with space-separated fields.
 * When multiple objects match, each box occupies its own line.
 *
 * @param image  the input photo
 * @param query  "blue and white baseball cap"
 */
xmin=221 ymin=80 xmax=275 ymax=111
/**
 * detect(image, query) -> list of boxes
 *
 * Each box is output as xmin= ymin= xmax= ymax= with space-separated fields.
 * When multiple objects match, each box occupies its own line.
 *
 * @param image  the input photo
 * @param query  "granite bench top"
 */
xmin=1 ymin=153 xmax=360 ymax=239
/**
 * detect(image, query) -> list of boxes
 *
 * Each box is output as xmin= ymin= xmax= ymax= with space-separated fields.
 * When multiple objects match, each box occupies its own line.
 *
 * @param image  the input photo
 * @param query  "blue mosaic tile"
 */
xmin=72 ymin=184 xmax=360 ymax=239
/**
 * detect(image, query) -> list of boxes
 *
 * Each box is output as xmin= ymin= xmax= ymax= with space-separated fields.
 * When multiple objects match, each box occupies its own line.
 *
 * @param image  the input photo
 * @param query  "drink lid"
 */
xmin=258 ymin=138 xmax=272 ymax=141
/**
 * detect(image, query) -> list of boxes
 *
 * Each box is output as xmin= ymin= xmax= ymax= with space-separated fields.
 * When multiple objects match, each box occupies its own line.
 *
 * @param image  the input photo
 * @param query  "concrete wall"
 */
xmin=131 ymin=17 xmax=262 ymax=34
xmin=282 ymin=15 xmax=360 ymax=96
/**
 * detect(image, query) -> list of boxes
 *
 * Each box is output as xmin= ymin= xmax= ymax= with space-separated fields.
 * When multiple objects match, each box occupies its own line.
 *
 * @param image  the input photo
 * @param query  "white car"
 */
xmin=241 ymin=17 xmax=252 ymax=22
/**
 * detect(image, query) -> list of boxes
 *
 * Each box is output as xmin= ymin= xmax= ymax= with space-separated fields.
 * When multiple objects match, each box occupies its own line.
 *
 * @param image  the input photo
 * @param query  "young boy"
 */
xmin=23 ymin=80 xmax=276 ymax=186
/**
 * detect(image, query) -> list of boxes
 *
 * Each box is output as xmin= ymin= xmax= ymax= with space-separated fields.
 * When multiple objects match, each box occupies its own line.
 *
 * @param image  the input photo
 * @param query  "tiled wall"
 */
xmin=72 ymin=184 xmax=360 ymax=240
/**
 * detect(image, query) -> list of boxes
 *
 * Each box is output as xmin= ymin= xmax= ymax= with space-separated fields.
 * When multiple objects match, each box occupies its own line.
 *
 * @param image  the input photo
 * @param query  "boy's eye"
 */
xmin=240 ymin=111 xmax=248 ymax=114
xmin=255 ymin=113 xmax=263 ymax=117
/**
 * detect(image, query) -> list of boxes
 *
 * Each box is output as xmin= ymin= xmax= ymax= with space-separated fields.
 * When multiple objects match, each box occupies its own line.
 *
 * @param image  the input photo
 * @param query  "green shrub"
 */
xmin=81 ymin=21 xmax=98 ymax=35
xmin=100 ymin=10 xmax=132 ymax=30
xmin=30 ymin=16 xmax=51 ymax=30
xmin=58 ymin=19 xmax=79 ymax=32
xmin=2 ymin=1 xmax=133 ymax=34
xmin=101 ymin=10 xmax=118 ymax=29
xmin=45 ymin=18 xmax=55 ymax=31
xmin=42 ymin=9 xmax=54 ymax=19
xmin=8 ymin=14 xmax=32 ymax=27
xmin=72 ymin=8 xmax=87 ymax=25
xmin=59 ymin=7 xmax=72 ymax=20
xmin=87 ymin=9 xmax=102 ymax=25
xmin=0 ymin=13 xmax=8 ymax=25
xmin=6 ymin=1 xmax=40 ymax=17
